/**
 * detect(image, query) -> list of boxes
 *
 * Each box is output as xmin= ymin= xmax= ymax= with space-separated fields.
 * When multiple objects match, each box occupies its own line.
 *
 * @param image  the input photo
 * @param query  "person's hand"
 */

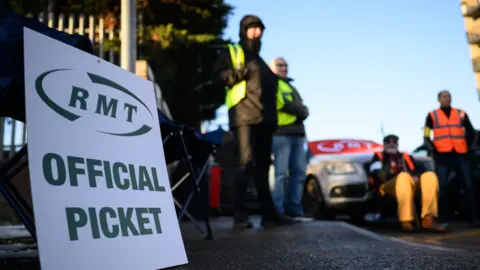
xmin=390 ymin=160 xmax=396 ymax=168
xmin=225 ymin=67 xmax=249 ymax=86
xmin=235 ymin=66 xmax=249 ymax=80
xmin=246 ymin=60 xmax=259 ymax=73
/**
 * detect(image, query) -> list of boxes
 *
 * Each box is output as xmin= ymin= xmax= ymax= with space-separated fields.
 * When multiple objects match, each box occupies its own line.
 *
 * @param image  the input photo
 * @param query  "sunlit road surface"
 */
xmin=173 ymin=216 xmax=480 ymax=269
xmin=359 ymin=218 xmax=480 ymax=252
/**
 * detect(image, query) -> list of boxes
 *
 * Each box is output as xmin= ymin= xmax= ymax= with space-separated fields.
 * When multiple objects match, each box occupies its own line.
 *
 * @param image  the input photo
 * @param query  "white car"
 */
xmin=303 ymin=151 xmax=374 ymax=221
xmin=301 ymin=139 xmax=436 ymax=221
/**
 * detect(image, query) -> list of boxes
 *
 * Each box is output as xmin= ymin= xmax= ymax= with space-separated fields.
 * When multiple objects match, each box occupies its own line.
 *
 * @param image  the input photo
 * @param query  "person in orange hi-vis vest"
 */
xmin=424 ymin=90 xmax=479 ymax=227
xmin=369 ymin=134 xmax=446 ymax=233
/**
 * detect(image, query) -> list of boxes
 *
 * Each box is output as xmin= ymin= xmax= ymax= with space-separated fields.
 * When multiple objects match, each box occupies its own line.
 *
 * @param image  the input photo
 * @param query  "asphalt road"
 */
xmin=359 ymin=219 xmax=480 ymax=253
xmin=2 ymin=217 xmax=480 ymax=270
xmin=173 ymin=217 xmax=480 ymax=270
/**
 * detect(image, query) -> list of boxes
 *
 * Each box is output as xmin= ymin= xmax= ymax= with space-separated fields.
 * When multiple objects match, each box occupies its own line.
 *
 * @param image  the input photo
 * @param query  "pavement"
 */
xmin=1 ymin=217 xmax=480 ymax=270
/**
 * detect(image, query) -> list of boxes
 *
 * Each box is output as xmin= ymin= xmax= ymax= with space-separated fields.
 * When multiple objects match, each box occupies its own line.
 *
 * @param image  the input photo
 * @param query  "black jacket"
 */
xmin=274 ymin=78 xmax=307 ymax=137
xmin=212 ymin=15 xmax=278 ymax=130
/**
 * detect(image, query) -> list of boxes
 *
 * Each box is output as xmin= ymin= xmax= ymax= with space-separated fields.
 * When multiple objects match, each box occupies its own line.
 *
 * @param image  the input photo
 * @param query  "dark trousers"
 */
xmin=435 ymin=154 xmax=478 ymax=223
xmin=232 ymin=124 xmax=276 ymax=220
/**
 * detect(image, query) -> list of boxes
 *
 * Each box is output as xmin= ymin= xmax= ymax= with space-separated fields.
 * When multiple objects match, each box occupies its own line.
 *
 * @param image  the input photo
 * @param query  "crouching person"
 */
xmin=369 ymin=134 xmax=447 ymax=233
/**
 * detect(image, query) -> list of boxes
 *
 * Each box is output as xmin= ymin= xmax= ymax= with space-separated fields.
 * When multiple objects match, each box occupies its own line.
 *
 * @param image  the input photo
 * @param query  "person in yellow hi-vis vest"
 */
xmin=213 ymin=15 xmax=296 ymax=230
xmin=269 ymin=57 xmax=310 ymax=220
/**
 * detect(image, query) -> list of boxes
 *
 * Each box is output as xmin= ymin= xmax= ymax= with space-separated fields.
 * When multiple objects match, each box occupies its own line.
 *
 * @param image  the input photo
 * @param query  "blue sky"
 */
xmin=205 ymin=0 xmax=480 ymax=152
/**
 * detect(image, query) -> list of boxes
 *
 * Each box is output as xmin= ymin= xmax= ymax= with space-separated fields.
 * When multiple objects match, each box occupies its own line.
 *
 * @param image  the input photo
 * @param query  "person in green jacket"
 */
xmin=270 ymin=57 xmax=310 ymax=219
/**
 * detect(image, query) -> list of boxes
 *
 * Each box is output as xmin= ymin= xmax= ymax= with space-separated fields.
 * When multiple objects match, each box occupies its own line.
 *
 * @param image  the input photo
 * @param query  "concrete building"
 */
xmin=460 ymin=0 xmax=480 ymax=100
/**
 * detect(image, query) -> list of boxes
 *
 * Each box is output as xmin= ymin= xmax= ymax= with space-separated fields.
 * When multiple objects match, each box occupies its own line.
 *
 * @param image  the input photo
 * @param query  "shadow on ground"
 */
xmin=2 ymin=217 xmax=480 ymax=270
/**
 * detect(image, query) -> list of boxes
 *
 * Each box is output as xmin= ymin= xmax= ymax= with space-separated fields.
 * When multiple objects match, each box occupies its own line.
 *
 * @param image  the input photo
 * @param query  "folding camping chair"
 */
xmin=0 ymin=145 xmax=36 ymax=239
xmin=158 ymin=110 xmax=219 ymax=240
xmin=0 ymin=8 xmax=94 ymax=241
xmin=0 ymin=113 xmax=219 ymax=242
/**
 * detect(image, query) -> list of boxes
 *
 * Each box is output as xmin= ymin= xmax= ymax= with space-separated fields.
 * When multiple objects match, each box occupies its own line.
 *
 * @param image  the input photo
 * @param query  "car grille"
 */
xmin=345 ymin=184 xmax=368 ymax=197
xmin=330 ymin=184 xmax=367 ymax=198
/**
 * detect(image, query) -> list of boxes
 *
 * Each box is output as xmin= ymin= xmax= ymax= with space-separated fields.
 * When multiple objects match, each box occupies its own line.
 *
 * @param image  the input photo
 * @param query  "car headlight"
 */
xmin=324 ymin=162 xmax=357 ymax=175
xmin=332 ymin=187 xmax=344 ymax=195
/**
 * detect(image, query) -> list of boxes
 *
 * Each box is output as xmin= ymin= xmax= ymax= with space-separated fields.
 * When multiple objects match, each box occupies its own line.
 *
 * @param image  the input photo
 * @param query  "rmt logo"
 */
xmin=35 ymin=69 xmax=154 ymax=137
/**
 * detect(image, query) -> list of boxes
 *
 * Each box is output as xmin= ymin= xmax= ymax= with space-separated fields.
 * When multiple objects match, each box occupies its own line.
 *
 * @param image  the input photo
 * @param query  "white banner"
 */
xmin=23 ymin=27 xmax=187 ymax=270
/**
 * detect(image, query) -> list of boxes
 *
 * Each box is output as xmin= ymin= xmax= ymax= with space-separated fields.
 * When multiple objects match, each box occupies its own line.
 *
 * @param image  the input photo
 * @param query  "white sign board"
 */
xmin=23 ymin=27 xmax=187 ymax=270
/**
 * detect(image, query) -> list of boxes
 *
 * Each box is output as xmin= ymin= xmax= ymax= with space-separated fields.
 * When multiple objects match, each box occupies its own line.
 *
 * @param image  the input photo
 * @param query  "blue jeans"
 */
xmin=435 ymin=154 xmax=478 ymax=223
xmin=271 ymin=135 xmax=307 ymax=215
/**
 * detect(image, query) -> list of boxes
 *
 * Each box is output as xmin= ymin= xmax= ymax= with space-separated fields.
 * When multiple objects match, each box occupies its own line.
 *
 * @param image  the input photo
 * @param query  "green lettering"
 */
xmin=68 ymin=86 xmax=89 ymax=110
xmin=118 ymin=208 xmax=139 ymax=236
xmin=66 ymin=207 xmax=87 ymax=241
xmin=128 ymin=164 xmax=138 ymax=190
xmin=112 ymin=162 xmax=129 ymax=190
xmin=88 ymin=207 xmax=101 ymax=239
xmin=103 ymin=161 xmax=114 ymax=189
xmin=149 ymin=208 xmax=162 ymax=234
xmin=67 ymin=156 xmax=85 ymax=187
xmin=138 ymin=166 xmax=154 ymax=191
xmin=95 ymin=94 xmax=118 ymax=118
xmin=124 ymin=103 xmax=137 ymax=123
xmin=135 ymin=208 xmax=152 ymax=235
xmin=99 ymin=207 xmax=119 ymax=238
xmin=151 ymin=167 xmax=166 ymax=192
xmin=43 ymin=153 xmax=66 ymax=186
xmin=86 ymin=158 xmax=103 ymax=188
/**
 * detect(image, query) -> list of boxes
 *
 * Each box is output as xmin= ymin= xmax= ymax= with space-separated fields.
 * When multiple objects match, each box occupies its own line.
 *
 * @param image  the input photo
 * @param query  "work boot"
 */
xmin=233 ymin=220 xmax=253 ymax=230
xmin=400 ymin=221 xmax=415 ymax=233
xmin=286 ymin=212 xmax=314 ymax=222
xmin=261 ymin=213 xmax=298 ymax=228
xmin=232 ymin=211 xmax=253 ymax=230
xmin=421 ymin=215 xmax=447 ymax=233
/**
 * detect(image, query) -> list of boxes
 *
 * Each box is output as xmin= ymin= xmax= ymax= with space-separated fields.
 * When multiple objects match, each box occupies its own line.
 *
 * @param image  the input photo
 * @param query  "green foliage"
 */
xmin=140 ymin=1 xmax=233 ymax=127
xmin=4 ymin=0 xmax=45 ymax=14
xmin=5 ymin=0 xmax=233 ymax=127
xmin=62 ymin=0 xmax=112 ymax=15
xmin=103 ymin=39 xmax=121 ymax=53
xmin=5 ymin=0 xmax=114 ymax=16
xmin=146 ymin=24 xmax=217 ymax=49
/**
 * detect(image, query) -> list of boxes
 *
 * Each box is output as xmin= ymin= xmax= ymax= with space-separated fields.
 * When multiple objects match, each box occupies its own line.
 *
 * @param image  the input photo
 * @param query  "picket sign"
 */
xmin=23 ymin=27 xmax=187 ymax=270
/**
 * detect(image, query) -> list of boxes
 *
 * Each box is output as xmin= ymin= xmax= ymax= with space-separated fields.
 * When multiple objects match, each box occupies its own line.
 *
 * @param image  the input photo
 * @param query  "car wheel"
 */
xmin=302 ymin=176 xmax=334 ymax=220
